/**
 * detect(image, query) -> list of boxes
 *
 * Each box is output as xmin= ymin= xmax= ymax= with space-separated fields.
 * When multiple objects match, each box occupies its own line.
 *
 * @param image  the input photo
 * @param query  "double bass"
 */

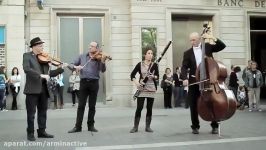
xmin=195 ymin=24 xmax=237 ymax=123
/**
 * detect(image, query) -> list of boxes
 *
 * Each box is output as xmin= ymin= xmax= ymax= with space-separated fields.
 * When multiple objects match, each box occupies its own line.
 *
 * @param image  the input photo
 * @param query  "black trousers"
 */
xmin=135 ymin=97 xmax=154 ymax=118
xmin=229 ymin=86 xmax=238 ymax=100
xmin=188 ymin=85 xmax=218 ymax=130
xmin=163 ymin=86 xmax=172 ymax=108
xmin=11 ymin=86 xmax=20 ymax=109
xmin=71 ymin=90 xmax=80 ymax=104
xmin=25 ymin=88 xmax=49 ymax=133
xmin=75 ymin=79 xmax=99 ymax=128
xmin=57 ymin=85 xmax=64 ymax=105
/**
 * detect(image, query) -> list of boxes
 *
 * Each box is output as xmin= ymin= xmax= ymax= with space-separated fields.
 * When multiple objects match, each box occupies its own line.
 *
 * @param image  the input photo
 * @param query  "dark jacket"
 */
xmin=180 ymin=39 xmax=226 ymax=84
xmin=23 ymin=51 xmax=64 ymax=94
xmin=173 ymin=73 xmax=183 ymax=87
xmin=130 ymin=62 xmax=159 ymax=89
xmin=229 ymin=71 xmax=239 ymax=87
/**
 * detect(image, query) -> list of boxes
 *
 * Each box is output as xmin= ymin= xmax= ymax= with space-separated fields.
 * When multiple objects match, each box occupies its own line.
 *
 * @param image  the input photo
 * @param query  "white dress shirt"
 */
xmin=193 ymin=43 xmax=202 ymax=67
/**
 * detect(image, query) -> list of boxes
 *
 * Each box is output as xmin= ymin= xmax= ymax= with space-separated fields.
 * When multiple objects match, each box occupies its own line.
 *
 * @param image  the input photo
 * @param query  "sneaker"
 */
xmin=2 ymin=109 xmax=8 ymax=112
xmin=249 ymin=109 xmax=252 ymax=112
xmin=258 ymin=109 xmax=262 ymax=112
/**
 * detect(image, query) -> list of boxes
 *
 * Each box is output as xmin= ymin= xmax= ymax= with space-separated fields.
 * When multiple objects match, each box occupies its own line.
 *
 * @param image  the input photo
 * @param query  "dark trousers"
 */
xmin=173 ymin=86 xmax=184 ymax=107
xmin=57 ymin=85 xmax=64 ymax=105
xmin=11 ymin=86 xmax=20 ymax=110
xmin=0 ymin=89 xmax=5 ymax=110
xmin=183 ymin=90 xmax=189 ymax=108
xmin=135 ymin=97 xmax=154 ymax=118
xmin=163 ymin=86 xmax=172 ymax=108
xmin=26 ymin=90 xmax=48 ymax=133
xmin=75 ymin=79 xmax=99 ymax=128
xmin=229 ymin=86 xmax=238 ymax=100
xmin=71 ymin=90 xmax=80 ymax=104
xmin=188 ymin=85 xmax=218 ymax=130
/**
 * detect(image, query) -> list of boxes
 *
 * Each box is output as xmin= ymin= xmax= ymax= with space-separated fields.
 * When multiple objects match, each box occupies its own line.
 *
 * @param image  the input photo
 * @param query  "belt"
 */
xmin=81 ymin=78 xmax=98 ymax=82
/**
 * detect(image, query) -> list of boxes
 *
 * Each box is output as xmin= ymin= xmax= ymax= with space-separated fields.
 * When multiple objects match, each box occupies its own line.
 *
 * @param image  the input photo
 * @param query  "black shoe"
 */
xmin=37 ymin=129 xmax=54 ymax=138
xmin=211 ymin=128 xmax=218 ymax=134
xmin=68 ymin=127 xmax=82 ymax=133
xmin=27 ymin=133 xmax=36 ymax=141
xmin=88 ymin=125 xmax=98 ymax=132
xmin=192 ymin=128 xmax=199 ymax=134
xmin=130 ymin=127 xmax=138 ymax=133
xmin=145 ymin=127 xmax=153 ymax=132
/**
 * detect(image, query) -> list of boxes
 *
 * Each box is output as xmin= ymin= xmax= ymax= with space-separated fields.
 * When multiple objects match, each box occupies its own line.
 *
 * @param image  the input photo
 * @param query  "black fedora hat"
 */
xmin=29 ymin=37 xmax=44 ymax=48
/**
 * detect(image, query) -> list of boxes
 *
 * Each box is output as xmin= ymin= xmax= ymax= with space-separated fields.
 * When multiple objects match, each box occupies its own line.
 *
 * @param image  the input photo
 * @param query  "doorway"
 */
xmin=250 ymin=16 xmax=266 ymax=99
xmin=171 ymin=15 xmax=212 ymax=71
xmin=58 ymin=16 xmax=105 ymax=103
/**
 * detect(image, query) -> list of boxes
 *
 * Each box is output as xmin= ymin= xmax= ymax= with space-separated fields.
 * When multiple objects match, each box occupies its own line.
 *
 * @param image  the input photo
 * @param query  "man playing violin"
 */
xmin=180 ymin=32 xmax=226 ymax=134
xmin=68 ymin=41 xmax=108 ymax=133
xmin=23 ymin=37 xmax=65 ymax=141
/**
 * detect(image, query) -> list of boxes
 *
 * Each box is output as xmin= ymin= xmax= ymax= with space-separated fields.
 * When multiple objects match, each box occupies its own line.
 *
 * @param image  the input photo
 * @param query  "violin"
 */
xmin=37 ymin=52 xmax=64 ymax=66
xmin=90 ymin=50 xmax=112 ymax=61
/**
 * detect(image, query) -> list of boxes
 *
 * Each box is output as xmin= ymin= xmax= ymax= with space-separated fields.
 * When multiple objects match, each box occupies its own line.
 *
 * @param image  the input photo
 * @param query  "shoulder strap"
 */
xmin=147 ymin=62 xmax=154 ymax=73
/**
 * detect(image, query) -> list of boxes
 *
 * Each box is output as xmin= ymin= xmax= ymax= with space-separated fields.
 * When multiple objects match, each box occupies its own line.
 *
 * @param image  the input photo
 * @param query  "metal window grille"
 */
xmin=0 ymin=45 xmax=5 ymax=66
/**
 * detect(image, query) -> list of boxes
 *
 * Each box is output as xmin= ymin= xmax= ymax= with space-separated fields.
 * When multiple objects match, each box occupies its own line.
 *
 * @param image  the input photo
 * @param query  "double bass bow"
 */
xmin=196 ymin=23 xmax=237 ymax=124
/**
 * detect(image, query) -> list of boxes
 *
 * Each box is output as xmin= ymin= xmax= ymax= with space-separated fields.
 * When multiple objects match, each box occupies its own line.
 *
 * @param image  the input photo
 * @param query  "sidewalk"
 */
xmin=0 ymin=104 xmax=266 ymax=150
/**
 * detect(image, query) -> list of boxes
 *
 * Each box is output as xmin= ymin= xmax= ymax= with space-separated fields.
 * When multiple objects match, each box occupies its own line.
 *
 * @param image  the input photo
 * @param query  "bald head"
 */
xmin=88 ymin=41 xmax=99 ymax=53
xmin=189 ymin=32 xmax=201 ymax=47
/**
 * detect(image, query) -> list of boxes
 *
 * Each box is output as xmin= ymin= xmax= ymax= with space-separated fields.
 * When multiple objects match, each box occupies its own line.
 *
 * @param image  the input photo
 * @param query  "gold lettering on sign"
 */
xmin=136 ymin=0 xmax=162 ymax=2
xmin=217 ymin=0 xmax=243 ymax=7
xmin=255 ymin=0 xmax=266 ymax=8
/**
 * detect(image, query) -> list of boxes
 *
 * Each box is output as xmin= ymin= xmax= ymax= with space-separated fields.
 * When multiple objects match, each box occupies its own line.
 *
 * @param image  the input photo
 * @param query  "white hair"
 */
xmin=189 ymin=32 xmax=200 ymax=39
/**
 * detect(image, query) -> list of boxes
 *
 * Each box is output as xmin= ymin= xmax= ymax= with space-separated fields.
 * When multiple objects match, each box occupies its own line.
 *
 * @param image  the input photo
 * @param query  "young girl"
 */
xmin=69 ymin=70 xmax=80 ymax=106
xmin=10 ymin=67 xmax=21 ymax=110
xmin=238 ymin=86 xmax=247 ymax=110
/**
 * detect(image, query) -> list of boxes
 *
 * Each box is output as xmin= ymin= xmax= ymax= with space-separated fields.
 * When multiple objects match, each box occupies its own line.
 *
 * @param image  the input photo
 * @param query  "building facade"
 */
xmin=1 ymin=0 xmax=266 ymax=108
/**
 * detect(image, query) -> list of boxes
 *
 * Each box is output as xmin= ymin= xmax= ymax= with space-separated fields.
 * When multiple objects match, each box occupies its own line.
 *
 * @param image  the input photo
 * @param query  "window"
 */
xmin=0 ymin=26 xmax=6 ymax=66
xmin=141 ymin=27 xmax=157 ymax=61
xmin=0 ymin=26 xmax=5 ymax=44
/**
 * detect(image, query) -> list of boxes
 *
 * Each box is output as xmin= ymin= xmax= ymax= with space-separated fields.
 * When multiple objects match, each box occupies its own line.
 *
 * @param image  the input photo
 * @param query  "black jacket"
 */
xmin=130 ymin=62 xmax=159 ymax=89
xmin=23 ymin=51 xmax=64 ymax=94
xmin=180 ymin=39 xmax=226 ymax=84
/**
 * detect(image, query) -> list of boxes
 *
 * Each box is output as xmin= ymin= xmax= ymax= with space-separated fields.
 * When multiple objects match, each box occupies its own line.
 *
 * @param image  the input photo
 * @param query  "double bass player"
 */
xmin=180 ymin=32 xmax=226 ymax=134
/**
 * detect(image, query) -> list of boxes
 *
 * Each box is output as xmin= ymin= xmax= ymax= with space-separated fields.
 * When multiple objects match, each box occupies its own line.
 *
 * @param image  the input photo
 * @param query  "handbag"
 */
xmin=10 ymin=84 xmax=15 ymax=90
xmin=67 ymin=86 xmax=73 ymax=93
